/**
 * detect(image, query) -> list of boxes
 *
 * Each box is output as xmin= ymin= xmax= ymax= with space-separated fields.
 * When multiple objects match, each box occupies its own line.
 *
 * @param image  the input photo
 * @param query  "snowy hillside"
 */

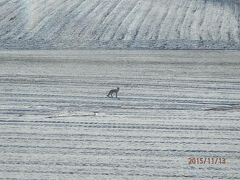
xmin=0 ymin=0 xmax=240 ymax=49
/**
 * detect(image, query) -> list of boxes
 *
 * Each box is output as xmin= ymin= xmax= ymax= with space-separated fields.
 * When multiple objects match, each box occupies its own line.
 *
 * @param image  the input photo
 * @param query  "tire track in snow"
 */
xmin=135 ymin=0 xmax=162 ymax=41
xmin=81 ymin=0 xmax=123 ymax=41
xmin=154 ymin=0 xmax=172 ymax=41
xmin=70 ymin=0 xmax=101 ymax=35
xmin=101 ymin=0 xmax=139 ymax=41
xmin=0 ymin=121 xmax=239 ymax=132
xmin=164 ymin=0 xmax=184 ymax=40
xmin=75 ymin=0 xmax=108 ymax=38
xmin=44 ymin=0 xmax=86 ymax=40
xmin=95 ymin=0 xmax=129 ymax=41
xmin=186 ymin=0 xmax=199 ymax=41
xmin=0 ymin=0 xmax=49 ymax=41
xmin=25 ymin=0 xmax=69 ymax=40
xmin=1 ymin=132 xmax=240 ymax=141
xmin=0 ymin=0 xmax=20 ymax=22
xmin=113 ymin=0 xmax=144 ymax=41
xmin=146 ymin=0 xmax=168 ymax=40
xmin=179 ymin=0 xmax=194 ymax=40
xmin=15 ymin=0 xmax=52 ymax=40
xmin=1 ymin=136 xmax=239 ymax=146
xmin=158 ymin=0 xmax=179 ymax=40
xmin=210 ymin=0 xmax=224 ymax=41
xmin=126 ymin=0 xmax=154 ymax=42
xmin=190 ymin=0 xmax=205 ymax=40
xmin=57 ymin=0 xmax=88 ymax=40
xmin=0 ymin=2 xmax=23 ymax=37
xmin=35 ymin=0 xmax=78 ymax=40
xmin=0 ymin=0 xmax=10 ymax=7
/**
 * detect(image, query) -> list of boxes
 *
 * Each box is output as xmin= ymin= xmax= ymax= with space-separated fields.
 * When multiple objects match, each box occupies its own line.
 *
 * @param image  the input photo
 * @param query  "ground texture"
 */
xmin=0 ymin=50 xmax=240 ymax=179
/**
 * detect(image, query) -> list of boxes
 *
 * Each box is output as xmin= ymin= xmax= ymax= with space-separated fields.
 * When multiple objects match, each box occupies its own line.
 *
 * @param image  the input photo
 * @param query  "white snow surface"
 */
xmin=0 ymin=0 xmax=240 ymax=49
xmin=0 ymin=50 xmax=240 ymax=179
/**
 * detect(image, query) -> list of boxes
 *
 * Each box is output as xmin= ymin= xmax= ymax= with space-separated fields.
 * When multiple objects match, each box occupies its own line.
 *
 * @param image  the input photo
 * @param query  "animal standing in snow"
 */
xmin=107 ymin=87 xmax=120 ymax=98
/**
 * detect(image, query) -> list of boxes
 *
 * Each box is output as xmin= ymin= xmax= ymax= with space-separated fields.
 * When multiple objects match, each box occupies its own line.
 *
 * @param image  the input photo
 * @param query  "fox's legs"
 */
xmin=107 ymin=91 xmax=113 ymax=98
xmin=107 ymin=91 xmax=111 ymax=97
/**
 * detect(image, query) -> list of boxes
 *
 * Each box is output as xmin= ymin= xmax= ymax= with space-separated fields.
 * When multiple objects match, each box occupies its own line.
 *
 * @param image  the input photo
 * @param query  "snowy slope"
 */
xmin=0 ymin=0 xmax=240 ymax=49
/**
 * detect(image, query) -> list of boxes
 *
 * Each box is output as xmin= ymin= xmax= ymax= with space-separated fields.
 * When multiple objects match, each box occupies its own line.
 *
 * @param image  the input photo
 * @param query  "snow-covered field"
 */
xmin=0 ymin=0 xmax=240 ymax=49
xmin=0 ymin=50 xmax=239 ymax=179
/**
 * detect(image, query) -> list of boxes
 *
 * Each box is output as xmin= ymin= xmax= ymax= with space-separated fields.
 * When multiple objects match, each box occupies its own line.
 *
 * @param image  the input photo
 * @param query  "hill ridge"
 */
xmin=1 ymin=0 xmax=240 ymax=49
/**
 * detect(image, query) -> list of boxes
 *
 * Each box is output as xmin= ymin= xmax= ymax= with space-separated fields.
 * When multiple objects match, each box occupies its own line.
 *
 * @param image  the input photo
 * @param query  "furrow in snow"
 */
xmin=0 ymin=0 xmax=240 ymax=49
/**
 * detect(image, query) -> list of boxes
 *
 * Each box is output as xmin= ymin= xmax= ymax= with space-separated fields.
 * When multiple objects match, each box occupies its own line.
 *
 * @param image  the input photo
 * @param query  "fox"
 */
xmin=107 ymin=87 xmax=120 ymax=98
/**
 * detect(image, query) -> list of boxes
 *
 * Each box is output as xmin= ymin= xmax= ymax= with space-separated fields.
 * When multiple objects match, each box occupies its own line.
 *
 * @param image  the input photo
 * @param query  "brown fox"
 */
xmin=107 ymin=87 xmax=120 ymax=98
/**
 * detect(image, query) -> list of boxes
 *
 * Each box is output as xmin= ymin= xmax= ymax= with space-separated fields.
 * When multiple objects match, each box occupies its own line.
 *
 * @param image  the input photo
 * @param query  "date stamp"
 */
xmin=188 ymin=157 xmax=226 ymax=165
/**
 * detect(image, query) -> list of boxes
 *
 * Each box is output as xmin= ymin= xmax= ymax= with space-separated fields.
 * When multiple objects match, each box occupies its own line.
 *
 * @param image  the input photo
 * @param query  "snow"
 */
xmin=0 ymin=0 xmax=240 ymax=49
xmin=0 ymin=50 xmax=240 ymax=179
